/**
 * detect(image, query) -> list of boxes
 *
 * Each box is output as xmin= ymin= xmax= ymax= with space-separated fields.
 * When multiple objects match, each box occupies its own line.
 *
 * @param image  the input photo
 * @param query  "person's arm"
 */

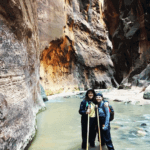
xmin=103 ymin=105 xmax=110 ymax=130
xmin=79 ymin=101 xmax=89 ymax=115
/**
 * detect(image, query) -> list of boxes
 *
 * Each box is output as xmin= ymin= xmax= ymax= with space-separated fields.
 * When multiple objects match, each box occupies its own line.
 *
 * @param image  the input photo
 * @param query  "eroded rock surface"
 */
xmin=39 ymin=0 xmax=118 ymax=93
xmin=0 ymin=1 xmax=45 ymax=150
xmin=1 ymin=0 xmax=150 ymax=149
xmin=104 ymin=0 xmax=150 ymax=86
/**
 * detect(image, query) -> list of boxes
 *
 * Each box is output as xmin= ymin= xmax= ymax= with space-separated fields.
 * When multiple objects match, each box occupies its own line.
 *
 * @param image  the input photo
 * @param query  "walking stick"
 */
xmin=86 ymin=105 xmax=90 ymax=150
xmin=86 ymin=114 xmax=89 ymax=150
xmin=97 ymin=107 xmax=102 ymax=150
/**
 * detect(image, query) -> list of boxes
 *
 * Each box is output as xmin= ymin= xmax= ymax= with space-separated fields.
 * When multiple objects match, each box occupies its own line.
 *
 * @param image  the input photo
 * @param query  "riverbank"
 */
xmin=102 ymin=87 xmax=150 ymax=105
xmin=47 ymin=87 xmax=150 ymax=105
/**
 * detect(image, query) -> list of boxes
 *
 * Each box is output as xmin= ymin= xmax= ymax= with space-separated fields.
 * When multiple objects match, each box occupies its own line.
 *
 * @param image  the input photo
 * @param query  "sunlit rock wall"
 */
xmin=0 ymin=1 xmax=45 ymax=150
xmin=39 ymin=0 xmax=118 ymax=92
xmin=104 ymin=0 xmax=150 ymax=86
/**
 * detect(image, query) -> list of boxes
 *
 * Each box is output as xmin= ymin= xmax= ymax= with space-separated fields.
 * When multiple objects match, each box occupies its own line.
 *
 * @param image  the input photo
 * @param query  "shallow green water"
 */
xmin=28 ymin=96 xmax=150 ymax=150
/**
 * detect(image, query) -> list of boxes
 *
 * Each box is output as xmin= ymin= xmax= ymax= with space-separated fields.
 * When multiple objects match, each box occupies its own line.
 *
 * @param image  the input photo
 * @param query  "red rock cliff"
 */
xmin=0 ymin=1 xmax=45 ymax=149
xmin=38 ymin=0 xmax=118 ymax=92
xmin=104 ymin=0 xmax=150 ymax=87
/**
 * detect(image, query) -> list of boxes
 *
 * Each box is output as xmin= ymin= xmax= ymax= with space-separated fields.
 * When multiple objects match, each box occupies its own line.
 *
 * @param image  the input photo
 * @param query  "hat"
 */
xmin=96 ymin=93 xmax=103 ymax=97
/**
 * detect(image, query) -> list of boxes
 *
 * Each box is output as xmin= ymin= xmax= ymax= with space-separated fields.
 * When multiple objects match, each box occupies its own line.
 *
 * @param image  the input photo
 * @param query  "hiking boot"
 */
xmin=82 ymin=142 xmax=86 ymax=149
xmin=90 ymin=142 xmax=95 ymax=147
xmin=102 ymin=143 xmax=105 ymax=146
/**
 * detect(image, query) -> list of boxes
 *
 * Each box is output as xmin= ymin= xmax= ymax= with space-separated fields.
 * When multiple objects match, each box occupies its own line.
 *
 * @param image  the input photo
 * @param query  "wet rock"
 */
xmin=141 ymin=123 xmax=147 ymax=127
xmin=40 ymin=84 xmax=48 ymax=102
xmin=135 ymin=127 xmax=147 ymax=136
xmin=143 ymin=85 xmax=150 ymax=99
xmin=77 ymin=92 xmax=85 ymax=96
xmin=137 ymin=130 xmax=147 ymax=137
xmin=77 ymin=92 xmax=85 ymax=99
xmin=79 ymin=96 xmax=85 ymax=99
xmin=129 ymin=130 xmax=137 ymax=137
xmin=118 ymin=85 xmax=124 ymax=89
xmin=112 ymin=125 xmax=121 ymax=130
xmin=124 ymin=101 xmax=132 ymax=104
xmin=63 ymin=96 xmax=70 ymax=98
xmin=120 ymin=137 xmax=126 ymax=139
xmin=113 ymin=99 xmax=122 ymax=102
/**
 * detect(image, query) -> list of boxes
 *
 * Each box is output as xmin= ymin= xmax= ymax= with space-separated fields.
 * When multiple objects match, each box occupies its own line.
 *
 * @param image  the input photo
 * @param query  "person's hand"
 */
xmin=102 ymin=125 xmax=108 ymax=130
xmin=104 ymin=102 xmax=109 ymax=107
xmin=95 ymin=105 xmax=98 ymax=108
xmin=86 ymin=108 xmax=91 ymax=114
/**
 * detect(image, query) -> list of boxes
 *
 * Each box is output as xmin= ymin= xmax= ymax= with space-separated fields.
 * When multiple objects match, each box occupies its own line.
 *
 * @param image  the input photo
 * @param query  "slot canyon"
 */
xmin=1 ymin=0 xmax=150 ymax=149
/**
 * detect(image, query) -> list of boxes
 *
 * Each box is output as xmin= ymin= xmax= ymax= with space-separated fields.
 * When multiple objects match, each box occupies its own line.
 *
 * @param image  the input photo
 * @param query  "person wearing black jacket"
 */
xmin=79 ymin=89 xmax=97 ymax=149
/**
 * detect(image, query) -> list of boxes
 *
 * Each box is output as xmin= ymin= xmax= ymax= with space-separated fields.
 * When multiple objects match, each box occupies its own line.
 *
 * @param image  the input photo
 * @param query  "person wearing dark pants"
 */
xmin=81 ymin=117 xmax=96 ymax=149
xmin=99 ymin=118 xmax=114 ymax=150
xmin=95 ymin=93 xmax=115 ymax=150
xmin=79 ymin=89 xmax=97 ymax=149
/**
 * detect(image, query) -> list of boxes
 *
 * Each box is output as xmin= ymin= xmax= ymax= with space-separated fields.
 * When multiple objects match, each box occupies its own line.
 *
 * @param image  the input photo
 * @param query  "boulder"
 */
xmin=137 ymin=130 xmax=147 ymax=137
xmin=40 ymin=84 xmax=48 ymax=102
xmin=141 ymin=123 xmax=147 ymax=127
xmin=143 ymin=85 xmax=150 ymax=99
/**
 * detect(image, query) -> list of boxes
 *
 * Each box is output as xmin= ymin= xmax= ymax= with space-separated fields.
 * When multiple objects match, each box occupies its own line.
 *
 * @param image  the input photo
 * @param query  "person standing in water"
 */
xmin=79 ymin=89 xmax=97 ymax=149
xmin=95 ymin=93 xmax=115 ymax=150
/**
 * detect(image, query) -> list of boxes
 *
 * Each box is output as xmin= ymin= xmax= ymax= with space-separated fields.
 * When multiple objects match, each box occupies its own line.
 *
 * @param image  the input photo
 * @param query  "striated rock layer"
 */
xmin=39 ymin=0 xmax=118 ymax=92
xmin=104 ymin=0 xmax=150 ymax=87
xmin=0 ymin=1 xmax=45 ymax=150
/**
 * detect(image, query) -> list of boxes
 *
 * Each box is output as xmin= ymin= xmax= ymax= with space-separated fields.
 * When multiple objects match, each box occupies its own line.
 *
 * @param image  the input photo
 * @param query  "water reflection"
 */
xmin=29 ymin=96 xmax=150 ymax=150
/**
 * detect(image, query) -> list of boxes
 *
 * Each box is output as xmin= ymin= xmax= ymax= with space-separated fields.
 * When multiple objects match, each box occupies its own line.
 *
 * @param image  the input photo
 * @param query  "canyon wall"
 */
xmin=104 ymin=0 xmax=150 ymax=87
xmin=0 ymin=1 xmax=45 ymax=150
xmin=39 ymin=0 xmax=118 ymax=93
xmin=1 ymin=0 xmax=150 ymax=149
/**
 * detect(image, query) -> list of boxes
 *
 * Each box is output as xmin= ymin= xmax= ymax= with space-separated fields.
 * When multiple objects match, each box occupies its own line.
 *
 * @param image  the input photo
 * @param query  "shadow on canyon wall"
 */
xmin=104 ymin=0 xmax=150 ymax=87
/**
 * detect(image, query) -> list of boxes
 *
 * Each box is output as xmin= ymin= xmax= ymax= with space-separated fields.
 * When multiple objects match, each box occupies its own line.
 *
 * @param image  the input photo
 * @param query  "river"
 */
xmin=28 ymin=94 xmax=150 ymax=150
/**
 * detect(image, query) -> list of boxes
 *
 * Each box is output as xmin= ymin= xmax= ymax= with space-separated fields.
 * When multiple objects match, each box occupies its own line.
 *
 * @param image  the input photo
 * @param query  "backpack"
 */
xmin=103 ymin=100 xmax=114 ymax=121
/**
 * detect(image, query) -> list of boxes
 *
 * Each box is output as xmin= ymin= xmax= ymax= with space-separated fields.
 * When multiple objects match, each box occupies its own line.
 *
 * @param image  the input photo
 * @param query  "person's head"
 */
xmin=96 ymin=93 xmax=103 ymax=103
xmin=85 ymin=89 xmax=96 ymax=101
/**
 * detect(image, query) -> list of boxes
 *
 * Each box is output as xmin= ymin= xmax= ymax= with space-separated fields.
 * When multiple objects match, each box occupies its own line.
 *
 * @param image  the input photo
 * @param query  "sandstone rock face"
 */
xmin=132 ymin=64 xmax=150 ymax=87
xmin=37 ymin=0 xmax=66 ymax=52
xmin=0 ymin=1 xmax=45 ymax=150
xmin=104 ymin=0 xmax=150 ymax=86
xmin=39 ymin=0 xmax=118 ymax=93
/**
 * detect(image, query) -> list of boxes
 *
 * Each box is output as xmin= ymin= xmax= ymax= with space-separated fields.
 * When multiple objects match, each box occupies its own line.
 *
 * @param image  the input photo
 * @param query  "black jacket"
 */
xmin=79 ymin=100 xmax=92 ymax=123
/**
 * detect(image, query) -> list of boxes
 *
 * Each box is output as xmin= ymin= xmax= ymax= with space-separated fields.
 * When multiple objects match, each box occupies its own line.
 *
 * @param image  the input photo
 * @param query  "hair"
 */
xmin=85 ymin=89 xmax=96 ymax=101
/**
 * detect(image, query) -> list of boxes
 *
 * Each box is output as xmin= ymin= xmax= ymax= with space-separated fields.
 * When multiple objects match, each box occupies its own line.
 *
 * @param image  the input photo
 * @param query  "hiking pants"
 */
xmin=98 ymin=118 xmax=114 ymax=150
xmin=81 ymin=117 xmax=96 ymax=148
